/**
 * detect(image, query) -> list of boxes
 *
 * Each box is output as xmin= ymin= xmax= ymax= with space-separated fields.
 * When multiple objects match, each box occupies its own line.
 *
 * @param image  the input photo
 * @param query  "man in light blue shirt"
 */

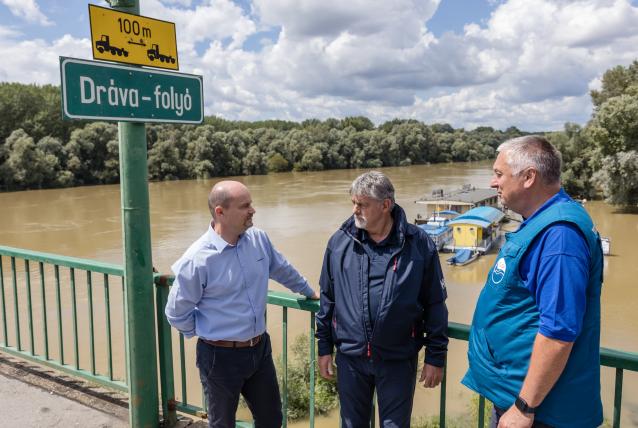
xmin=165 ymin=180 xmax=318 ymax=428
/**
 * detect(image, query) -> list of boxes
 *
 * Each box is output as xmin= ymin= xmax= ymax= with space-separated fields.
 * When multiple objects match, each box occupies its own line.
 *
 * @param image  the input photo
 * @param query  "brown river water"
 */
xmin=1 ymin=161 xmax=636 ymax=426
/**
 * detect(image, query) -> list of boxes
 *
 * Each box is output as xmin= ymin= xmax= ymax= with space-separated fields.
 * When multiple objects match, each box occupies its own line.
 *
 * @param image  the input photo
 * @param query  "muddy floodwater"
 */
xmin=1 ymin=161 xmax=636 ymax=426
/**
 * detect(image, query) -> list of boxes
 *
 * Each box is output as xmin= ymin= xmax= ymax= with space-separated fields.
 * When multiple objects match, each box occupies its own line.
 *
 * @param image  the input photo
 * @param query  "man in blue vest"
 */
xmin=316 ymin=171 xmax=448 ymax=428
xmin=462 ymin=136 xmax=604 ymax=427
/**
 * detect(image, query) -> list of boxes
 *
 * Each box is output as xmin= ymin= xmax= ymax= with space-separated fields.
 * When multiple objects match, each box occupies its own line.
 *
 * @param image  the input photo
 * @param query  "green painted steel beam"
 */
xmin=0 ymin=246 xmax=123 ymax=276
xmin=54 ymin=265 xmax=64 ymax=365
xmin=282 ymin=307 xmax=288 ymax=428
xmin=613 ymin=368 xmax=623 ymax=428
xmin=109 ymin=1 xmax=160 ymax=425
xmin=0 ymin=256 xmax=7 ymax=346
xmin=70 ymin=268 xmax=79 ymax=370
xmin=103 ymin=274 xmax=114 ymax=381
xmin=155 ymin=282 xmax=177 ymax=427
xmin=601 ymin=347 xmax=638 ymax=371
xmin=25 ymin=260 xmax=35 ymax=355
xmin=270 ymin=290 xmax=321 ymax=312
xmin=309 ymin=313 xmax=316 ymax=427
xmin=11 ymin=257 xmax=20 ymax=350
xmin=39 ymin=262 xmax=49 ymax=360
xmin=439 ymin=360 xmax=446 ymax=428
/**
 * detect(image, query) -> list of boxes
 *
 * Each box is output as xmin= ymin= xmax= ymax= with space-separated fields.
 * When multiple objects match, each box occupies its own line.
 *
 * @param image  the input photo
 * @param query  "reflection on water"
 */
xmin=1 ymin=161 xmax=637 ymax=426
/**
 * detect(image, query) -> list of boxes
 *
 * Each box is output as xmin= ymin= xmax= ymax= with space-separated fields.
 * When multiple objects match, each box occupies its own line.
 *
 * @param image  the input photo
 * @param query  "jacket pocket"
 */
xmin=468 ymin=327 xmax=507 ymax=380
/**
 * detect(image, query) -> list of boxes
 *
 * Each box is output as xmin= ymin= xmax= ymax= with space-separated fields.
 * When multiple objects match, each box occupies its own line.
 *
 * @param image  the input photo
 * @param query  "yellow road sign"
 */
xmin=89 ymin=4 xmax=179 ymax=70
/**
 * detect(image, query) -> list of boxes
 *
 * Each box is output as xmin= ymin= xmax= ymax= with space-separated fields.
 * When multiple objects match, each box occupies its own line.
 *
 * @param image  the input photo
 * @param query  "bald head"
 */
xmin=208 ymin=181 xmax=249 ymax=220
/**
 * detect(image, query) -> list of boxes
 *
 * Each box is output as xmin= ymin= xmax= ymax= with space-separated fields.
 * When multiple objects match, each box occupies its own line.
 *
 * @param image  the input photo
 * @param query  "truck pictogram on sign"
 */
xmin=95 ymin=35 xmax=129 ymax=57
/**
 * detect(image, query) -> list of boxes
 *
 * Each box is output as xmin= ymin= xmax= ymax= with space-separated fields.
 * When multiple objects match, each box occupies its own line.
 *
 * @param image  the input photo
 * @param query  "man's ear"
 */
xmin=522 ymin=167 xmax=538 ymax=189
xmin=383 ymin=199 xmax=392 ymax=212
xmin=215 ymin=206 xmax=224 ymax=217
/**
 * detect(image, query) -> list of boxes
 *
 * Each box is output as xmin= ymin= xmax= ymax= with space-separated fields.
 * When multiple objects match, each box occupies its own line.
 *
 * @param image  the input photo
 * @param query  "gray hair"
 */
xmin=350 ymin=171 xmax=395 ymax=207
xmin=208 ymin=185 xmax=231 ymax=219
xmin=497 ymin=135 xmax=562 ymax=185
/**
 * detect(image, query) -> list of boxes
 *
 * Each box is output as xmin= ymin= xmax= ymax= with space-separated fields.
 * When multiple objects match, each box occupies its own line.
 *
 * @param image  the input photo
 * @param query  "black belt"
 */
xmin=201 ymin=334 xmax=262 ymax=348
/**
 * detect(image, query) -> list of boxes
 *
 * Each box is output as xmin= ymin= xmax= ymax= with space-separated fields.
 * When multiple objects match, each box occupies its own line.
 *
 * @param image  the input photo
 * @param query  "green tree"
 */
xmin=341 ymin=116 xmax=375 ymax=132
xmin=267 ymin=153 xmax=290 ymax=172
xmin=587 ymin=94 xmax=638 ymax=157
xmin=243 ymin=145 xmax=268 ymax=175
xmin=148 ymin=139 xmax=186 ymax=180
xmin=65 ymin=122 xmax=119 ymax=185
xmin=593 ymin=151 xmax=638 ymax=205
xmin=2 ymin=129 xmax=59 ymax=189
xmin=590 ymin=60 xmax=638 ymax=109
xmin=585 ymin=91 xmax=638 ymax=205
xmin=296 ymin=145 xmax=324 ymax=171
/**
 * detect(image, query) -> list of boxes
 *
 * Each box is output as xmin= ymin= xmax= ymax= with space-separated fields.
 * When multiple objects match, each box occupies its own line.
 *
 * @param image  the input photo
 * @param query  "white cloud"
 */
xmin=225 ymin=0 xmax=638 ymax=130
xmin=0 ymin=0 xmax=52 ymax=26
xmin=0 ymin=0 xmax=637 ymax=131
xmin=159 ymin=0 xmax=192 ymax=6
xmin=0 ymin=30 xmax=89 ymax=84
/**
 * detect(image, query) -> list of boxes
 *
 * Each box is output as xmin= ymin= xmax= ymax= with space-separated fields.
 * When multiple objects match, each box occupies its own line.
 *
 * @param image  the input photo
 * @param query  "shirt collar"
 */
xmin=206 ymin=221 xmax=233 ymax=251
xmin=520 ymin=187 xmax=570 ymax=228
xmin=360 ymin=216 xmax=398 ymax=247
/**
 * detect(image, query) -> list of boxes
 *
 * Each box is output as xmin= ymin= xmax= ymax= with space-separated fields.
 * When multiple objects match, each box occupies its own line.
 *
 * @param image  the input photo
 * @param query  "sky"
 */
xmin=0 ymin=0 xmax=637 ymax=131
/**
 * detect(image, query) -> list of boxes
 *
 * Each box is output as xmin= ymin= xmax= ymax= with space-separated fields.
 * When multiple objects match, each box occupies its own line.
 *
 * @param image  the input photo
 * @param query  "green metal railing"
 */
xmin=0 ymin=246 xmax=128 ymax=393
xmin=1 ymin=245 xmax=637 ymax=428
xmin=154 ymin=274 xmax=638 ymax=428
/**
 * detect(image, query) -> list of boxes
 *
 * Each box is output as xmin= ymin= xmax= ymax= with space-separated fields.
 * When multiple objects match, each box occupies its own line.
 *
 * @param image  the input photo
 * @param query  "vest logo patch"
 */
xmin=491 ymin=257 xmax=507 ymax=284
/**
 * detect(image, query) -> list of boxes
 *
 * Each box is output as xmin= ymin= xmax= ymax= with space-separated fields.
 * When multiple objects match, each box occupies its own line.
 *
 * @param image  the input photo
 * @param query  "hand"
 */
xmin=308 ymin=291 xmax=320 ymax=300
xmin=318 ymin=354 xmax=334 ymax=379
xmin=497 ymin=405 xmax=534 ymax=428
xmin=419 ymin=363 xmax=443 ymax=388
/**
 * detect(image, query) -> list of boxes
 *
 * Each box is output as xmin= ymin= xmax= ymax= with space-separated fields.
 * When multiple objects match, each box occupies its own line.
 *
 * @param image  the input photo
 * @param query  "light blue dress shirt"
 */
xmin=165 ymin=224 xmax=314 ymax=341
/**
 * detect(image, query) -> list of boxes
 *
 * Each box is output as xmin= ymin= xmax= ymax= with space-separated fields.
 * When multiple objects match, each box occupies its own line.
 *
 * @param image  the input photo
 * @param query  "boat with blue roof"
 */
xmin=444 ymin=206 xmax=505 ymax=254
xmin=416 ymin=210 xmax=459 ymax=250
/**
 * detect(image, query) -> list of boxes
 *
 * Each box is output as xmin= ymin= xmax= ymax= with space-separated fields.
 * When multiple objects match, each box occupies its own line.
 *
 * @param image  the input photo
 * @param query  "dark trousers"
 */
xmin=196 ymin=333 xmax=283 ymax=428
xmin=336 ymin=352 xmax=418 ymax=428
xmin=491 ymin=406 xmax=553 ymax=428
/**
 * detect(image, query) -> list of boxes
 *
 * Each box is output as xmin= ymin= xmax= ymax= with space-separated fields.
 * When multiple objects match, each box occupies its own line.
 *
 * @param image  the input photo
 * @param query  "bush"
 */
xmin=276 ymin=334 xmax=338 ymax=420
xmin=267 ymin=153 xmax=290 ymax=172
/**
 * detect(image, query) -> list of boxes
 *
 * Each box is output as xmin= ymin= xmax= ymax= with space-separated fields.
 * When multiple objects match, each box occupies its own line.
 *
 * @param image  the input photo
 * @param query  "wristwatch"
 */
xmin=515 ymin=395 xmax=536 ymax=414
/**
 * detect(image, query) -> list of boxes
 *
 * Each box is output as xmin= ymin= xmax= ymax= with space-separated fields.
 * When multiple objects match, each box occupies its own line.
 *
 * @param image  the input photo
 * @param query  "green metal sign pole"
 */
xmin=110 ymin=0 xmax=159 ymax=427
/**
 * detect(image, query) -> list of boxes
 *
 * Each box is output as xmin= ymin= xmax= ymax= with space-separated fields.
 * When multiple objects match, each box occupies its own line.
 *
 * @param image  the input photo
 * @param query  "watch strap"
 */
xmin=515 ymin=395 xmax=536 ymax=414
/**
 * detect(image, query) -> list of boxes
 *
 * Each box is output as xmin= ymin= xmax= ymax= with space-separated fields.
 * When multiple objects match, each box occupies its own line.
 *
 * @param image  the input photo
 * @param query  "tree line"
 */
xmin=1 ymin=57 xmax=637 ymax=207
xmin=0 ymin=81 xmax=522 ymax=191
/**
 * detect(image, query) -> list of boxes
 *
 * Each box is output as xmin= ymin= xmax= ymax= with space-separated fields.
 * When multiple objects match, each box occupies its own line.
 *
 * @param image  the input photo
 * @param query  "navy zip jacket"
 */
xmin=316 ymin=204 xmax=449 ymax=366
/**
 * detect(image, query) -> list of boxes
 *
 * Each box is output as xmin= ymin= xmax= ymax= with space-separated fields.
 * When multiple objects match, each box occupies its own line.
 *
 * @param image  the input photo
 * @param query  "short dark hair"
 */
xmin=350 ymin=171 xmax=395 ymax=208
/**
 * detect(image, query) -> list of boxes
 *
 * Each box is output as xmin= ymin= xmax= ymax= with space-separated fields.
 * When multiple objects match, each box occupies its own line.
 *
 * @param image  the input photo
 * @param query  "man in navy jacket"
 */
xmin=316 ymin=171 xmax=449 ymax=428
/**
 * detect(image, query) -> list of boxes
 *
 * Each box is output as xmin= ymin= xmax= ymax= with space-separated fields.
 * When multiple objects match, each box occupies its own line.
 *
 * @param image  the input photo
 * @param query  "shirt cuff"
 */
xmin=318 ymin=341 xmax=334 ymax=356
xmin=424 ymin=349 xmax=446 ymax=367
xmin=300 ymin=284 xmax=315 ymax=298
